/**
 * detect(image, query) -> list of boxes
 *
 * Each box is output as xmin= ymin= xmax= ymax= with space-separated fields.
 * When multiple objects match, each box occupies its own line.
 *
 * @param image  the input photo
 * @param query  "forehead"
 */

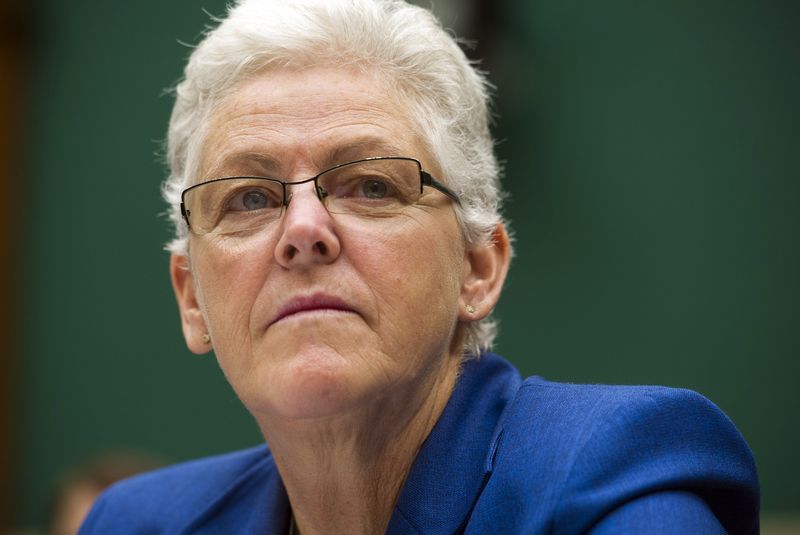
xmin=199 ymin=66 xmax=430 ymax=178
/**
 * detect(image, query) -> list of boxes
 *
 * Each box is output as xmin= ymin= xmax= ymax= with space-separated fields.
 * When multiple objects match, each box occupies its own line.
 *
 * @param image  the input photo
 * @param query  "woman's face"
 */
xmin=172 ymin=67 xmax=477 ymax=421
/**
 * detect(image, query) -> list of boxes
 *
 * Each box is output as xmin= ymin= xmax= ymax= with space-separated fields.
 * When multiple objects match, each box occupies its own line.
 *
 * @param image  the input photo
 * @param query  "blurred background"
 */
xmin=2 ymin=0 xmax=798 ymax=532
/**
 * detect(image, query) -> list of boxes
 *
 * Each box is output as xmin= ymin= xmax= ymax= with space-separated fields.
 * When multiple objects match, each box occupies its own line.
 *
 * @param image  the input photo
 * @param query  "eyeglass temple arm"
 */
xmin=180 ymin=202 xmax=193 ymax=228
xmin=421 ymin=171 xmax=461 ymax=205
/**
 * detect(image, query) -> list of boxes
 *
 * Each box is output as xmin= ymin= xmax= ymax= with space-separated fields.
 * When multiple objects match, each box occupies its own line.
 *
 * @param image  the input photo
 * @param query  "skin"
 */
xmin=171 ymin=66 xmax=510 ymax=535
xmin=50 ymin=482 xmax=102 ymax=535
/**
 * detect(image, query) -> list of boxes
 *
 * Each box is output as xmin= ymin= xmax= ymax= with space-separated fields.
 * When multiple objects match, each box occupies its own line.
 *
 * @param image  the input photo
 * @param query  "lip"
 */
xmin=270 ymin=293 xmax=358 ymax=326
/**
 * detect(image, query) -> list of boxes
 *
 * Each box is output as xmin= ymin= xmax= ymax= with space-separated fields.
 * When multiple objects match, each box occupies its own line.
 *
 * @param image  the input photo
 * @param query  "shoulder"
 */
xmin=485 ymin=379 xmax=759 ymax=534
xmin=79 ymin=445 xmax=277 ymax=534
xmin=510 ymin=377 xmax=748 ymax=446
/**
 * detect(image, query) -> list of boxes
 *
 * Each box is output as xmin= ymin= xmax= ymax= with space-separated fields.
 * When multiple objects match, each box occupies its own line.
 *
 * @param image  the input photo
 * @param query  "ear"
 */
xmin=170 ymin=253 xmax=212 ymax=355
xmin=459 ymin=223 xmax=511 ymax=321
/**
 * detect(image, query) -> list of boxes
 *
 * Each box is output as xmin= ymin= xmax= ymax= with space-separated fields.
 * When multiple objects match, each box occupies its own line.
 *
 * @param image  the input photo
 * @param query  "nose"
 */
xmin=274 ymin=184 xmax=341 ymax=268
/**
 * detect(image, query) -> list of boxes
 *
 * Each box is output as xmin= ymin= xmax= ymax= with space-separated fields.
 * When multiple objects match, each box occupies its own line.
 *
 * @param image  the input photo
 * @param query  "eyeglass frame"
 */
xmin=179 ymin=156 xmax=461 ymax=232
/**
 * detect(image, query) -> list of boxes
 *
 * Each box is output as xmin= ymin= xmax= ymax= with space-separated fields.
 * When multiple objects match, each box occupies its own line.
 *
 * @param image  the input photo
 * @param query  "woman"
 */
xmin=80 ymin=0 xmax=759 ymax=533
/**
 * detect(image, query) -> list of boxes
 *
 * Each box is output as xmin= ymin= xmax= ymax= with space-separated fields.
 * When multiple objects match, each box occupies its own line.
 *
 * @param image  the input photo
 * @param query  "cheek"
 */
xmin=344 ymin=216 xmax=464 ymax=348
xmin=193 ymin=237 xmax=273 ymax=344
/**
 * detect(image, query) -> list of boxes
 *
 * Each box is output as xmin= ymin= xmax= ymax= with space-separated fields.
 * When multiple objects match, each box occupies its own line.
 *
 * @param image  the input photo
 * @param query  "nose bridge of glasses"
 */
xmin=284 ymin=174 xmax=327 ymax=208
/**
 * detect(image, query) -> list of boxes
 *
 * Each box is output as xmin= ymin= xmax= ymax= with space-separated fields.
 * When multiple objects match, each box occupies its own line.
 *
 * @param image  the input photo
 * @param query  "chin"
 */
xmin=246 ymin=345 xmax=379 ymax=421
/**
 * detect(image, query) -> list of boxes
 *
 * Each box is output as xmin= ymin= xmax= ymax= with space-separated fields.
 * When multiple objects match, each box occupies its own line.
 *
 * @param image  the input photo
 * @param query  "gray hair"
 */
xmin=162 ymin=0 xmax=510 ymax=356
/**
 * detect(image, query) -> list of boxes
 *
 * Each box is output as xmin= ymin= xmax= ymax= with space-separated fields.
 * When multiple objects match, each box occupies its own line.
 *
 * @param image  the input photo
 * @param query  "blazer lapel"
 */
xmin=386 ymin=354 xmax=521 ymax=535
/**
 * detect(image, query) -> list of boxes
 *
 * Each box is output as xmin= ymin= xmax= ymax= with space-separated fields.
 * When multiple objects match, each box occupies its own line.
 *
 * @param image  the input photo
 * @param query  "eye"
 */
xmin=243 ymin=190 xmax=268 ymax=210
xmin=318 ymin=163 xmax=413 ymax=208
xmin=226 ymin=186 xmax=282 ymax=212
xmin=361 ymin=179 xmax=389 ymax=199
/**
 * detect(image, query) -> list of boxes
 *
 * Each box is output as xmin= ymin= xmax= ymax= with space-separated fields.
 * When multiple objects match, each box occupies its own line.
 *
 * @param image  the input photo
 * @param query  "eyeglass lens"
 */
xmin=182 ymin=158 xmax=425 ymax=236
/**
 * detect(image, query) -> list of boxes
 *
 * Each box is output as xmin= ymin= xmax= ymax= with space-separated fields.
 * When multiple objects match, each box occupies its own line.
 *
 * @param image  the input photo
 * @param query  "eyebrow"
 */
xmin=204 ymin=152 xmax=282 ymax=179
xmin=207 ymin=137 xmax=409 ymax=179
xmin=327 ymin=138 xmax=407 ymax=164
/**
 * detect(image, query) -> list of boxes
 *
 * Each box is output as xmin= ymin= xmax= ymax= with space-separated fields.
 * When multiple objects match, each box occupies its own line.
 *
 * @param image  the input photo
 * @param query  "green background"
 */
xmin=17 ymin=0 xmax=799 ymax=528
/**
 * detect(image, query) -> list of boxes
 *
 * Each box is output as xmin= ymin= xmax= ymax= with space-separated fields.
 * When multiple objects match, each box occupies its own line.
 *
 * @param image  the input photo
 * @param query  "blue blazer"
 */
xmin=79 ymin=354 xmax=759 ymax=534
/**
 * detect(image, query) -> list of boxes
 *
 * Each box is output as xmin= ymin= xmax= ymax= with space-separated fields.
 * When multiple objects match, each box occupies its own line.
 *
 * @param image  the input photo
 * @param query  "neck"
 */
xmin=259 ymin=354 xmax=461 ymax=535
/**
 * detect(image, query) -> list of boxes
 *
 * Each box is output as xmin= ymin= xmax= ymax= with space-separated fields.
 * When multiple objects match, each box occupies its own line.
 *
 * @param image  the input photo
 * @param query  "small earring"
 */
xmin=466 ymin=304 xmax=476 ymax=315
xmin=202 ymin=333 xmax=211 ymax=344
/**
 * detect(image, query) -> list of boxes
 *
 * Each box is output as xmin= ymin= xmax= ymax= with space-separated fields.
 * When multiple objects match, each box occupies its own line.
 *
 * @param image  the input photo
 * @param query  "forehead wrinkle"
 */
xmin=204 ymin=125 xmax=407 ymax=180
xmin=205 ymin=115 xmax=415 ymax=178
xmin=199 ymin=67 xmax=428 ymax=179
xmin=218 ymin=84 xmax=405 ymax=128
xmin=200 ymin=116 xmax=294 ymax=179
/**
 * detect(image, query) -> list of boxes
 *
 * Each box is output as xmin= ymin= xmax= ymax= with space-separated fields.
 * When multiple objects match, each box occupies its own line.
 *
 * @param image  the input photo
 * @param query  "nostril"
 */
xmin=286 ymin=244 xmax=298 ymax=260
xmin=314 ymin=241 xmax=327 ymax=255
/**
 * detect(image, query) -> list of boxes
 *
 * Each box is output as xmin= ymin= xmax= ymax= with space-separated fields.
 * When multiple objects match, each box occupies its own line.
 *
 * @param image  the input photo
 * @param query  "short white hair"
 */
xmin=162 ymin=0 xmax=511 ymax=356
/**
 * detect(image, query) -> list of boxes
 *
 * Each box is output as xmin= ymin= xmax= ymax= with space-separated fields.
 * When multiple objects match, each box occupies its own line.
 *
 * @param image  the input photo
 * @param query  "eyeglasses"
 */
xmin=180 ymin=156 xmax=460 ymax=236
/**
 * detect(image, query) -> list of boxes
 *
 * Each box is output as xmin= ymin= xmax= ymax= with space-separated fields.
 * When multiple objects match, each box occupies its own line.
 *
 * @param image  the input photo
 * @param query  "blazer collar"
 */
xmin=386 ymin=353 xmax=521 ymax=535
xmin=219 ymin=353 xmax=521 ymax=535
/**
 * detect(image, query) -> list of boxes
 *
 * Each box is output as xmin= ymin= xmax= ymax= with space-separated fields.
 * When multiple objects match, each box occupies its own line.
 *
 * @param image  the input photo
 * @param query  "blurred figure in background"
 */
xmin=47 ymin=453 xmax=160 ymax=535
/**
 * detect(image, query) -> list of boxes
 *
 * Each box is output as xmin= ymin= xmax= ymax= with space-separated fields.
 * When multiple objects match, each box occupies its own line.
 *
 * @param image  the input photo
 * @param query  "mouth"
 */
xmin=270 ymin=293 xmax=357 ymax=326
